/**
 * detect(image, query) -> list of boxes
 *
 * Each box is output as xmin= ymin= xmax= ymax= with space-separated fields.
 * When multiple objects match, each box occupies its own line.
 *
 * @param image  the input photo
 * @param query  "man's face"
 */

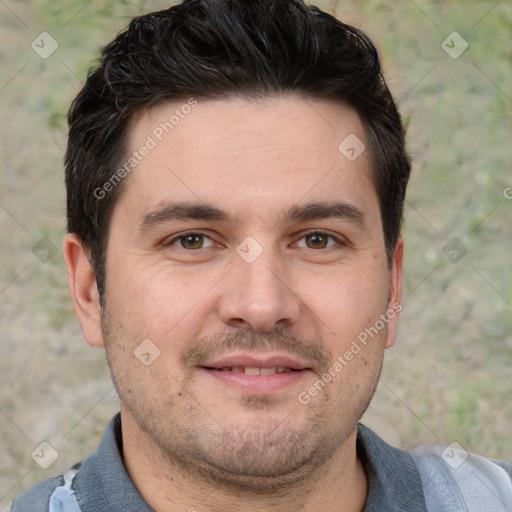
xmin=99 ymin=96 xmax=402 ymax=485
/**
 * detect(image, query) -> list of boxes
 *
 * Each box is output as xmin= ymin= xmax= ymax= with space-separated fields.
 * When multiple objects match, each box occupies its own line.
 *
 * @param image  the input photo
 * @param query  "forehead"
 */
xmin=116 ymin=96 xmax=379 ymax=229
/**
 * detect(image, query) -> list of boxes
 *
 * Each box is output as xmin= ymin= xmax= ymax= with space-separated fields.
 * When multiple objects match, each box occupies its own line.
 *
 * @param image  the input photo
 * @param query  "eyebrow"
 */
xmin=135 ymin=200 xmax=366 ymax=231
xmin=279 ymin=202 xmax=366 ymax=227
xmin=136 ymin=202 xmax=229 ymax=231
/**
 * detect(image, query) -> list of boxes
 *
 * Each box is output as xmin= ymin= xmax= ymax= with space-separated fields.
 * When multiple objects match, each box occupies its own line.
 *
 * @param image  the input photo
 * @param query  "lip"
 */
xmin=200 ymin=352 xmax=313 ymax=371
xmin=198 ymin=352 xmax=314 ymax=395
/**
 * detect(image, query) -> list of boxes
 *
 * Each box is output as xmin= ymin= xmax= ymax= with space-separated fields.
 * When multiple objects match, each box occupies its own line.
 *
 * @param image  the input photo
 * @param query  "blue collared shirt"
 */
xmin=9 ymin=413 xmax=512 ymax=511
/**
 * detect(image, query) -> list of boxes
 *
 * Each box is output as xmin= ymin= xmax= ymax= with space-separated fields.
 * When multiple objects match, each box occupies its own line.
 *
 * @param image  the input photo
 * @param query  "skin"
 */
xmin=64 ymin=96 xmax=403 ymax=512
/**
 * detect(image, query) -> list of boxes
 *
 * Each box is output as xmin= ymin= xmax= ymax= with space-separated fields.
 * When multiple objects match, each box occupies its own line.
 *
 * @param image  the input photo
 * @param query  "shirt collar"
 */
xmin=357 ymin=423 xmax=428 ymax=511
xmin=75 ymin=414 xmax=427 ymax=511
xmin=74 ymin=413 xmax=153 ymax=512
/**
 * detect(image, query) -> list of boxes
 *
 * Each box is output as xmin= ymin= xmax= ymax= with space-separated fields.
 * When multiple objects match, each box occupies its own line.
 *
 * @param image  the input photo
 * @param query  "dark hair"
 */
xmin=65 ymin=0 xmax=410 ymax=303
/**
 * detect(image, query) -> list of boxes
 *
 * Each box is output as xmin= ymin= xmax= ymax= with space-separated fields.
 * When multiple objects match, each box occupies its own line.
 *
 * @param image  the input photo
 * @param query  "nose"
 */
xmin=217 ymin=251 xmax=301 ymax=332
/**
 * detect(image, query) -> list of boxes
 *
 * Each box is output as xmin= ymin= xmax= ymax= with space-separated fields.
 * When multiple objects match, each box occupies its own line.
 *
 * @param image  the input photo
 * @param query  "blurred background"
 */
xmin=1 ymin=0 xmax=511 ymax=507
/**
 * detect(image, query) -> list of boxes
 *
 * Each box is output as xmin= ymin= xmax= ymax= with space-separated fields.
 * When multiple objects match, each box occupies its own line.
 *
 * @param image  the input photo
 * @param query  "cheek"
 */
xmin=107 ymin=266 xmax=217 ymax=343
xmin=298 ymin=266 xmax=389 ymax=332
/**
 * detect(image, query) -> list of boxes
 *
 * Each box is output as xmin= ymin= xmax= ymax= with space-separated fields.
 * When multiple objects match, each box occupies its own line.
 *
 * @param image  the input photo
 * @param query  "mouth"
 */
xmin=203 ymin=366 xmax=300 ymax=375
xmin=198 ymin=353 xmax=313 ymax=394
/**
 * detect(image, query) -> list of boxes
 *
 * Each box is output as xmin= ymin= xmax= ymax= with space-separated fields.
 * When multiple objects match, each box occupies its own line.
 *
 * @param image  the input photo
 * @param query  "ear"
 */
xmin=63 ymin=233 xmax=105 ymax=348
xmin=384 ymin=236 xmax=404 ymax=349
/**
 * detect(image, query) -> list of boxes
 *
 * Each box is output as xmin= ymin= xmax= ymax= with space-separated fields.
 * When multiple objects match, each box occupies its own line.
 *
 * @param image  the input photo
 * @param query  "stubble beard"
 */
xmin=100 ymin=308 xmax=384 ymax=494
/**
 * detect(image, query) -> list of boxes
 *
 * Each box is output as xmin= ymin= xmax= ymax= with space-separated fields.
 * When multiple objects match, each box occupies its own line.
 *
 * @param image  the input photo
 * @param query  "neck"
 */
xmin=121 ymin=412 xmax=368 ymax=512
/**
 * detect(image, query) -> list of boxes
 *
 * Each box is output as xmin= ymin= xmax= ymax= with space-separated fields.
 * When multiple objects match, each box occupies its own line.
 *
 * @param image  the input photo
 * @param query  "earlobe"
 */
xmin=62 ymin=233 xmax=105 ymax=348
xmin=384 ymin=236 xmax=404 ymax=349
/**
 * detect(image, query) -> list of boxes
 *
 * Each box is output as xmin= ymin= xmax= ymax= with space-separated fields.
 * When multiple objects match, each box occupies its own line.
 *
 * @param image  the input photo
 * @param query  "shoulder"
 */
xmin=9 ymin=475 xmax=63 ymax=512
xmin=9 ymin=468 xmax=81 ymax=512
xmin=411 ymin=444 xmax=512 ymax=511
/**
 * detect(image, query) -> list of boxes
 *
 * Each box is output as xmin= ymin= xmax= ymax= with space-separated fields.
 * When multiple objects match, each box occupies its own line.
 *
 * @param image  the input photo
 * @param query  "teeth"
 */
xmin=216 ymin=366 xmax=293 ymax=374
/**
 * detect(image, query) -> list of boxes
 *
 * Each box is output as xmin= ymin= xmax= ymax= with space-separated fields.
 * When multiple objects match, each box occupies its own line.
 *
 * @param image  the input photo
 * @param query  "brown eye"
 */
xmin=305 ymin=233 xmax=329 ymax=249
xmin=180 ymin=234 xmax=204 ymax=249
xmin=166 ymin=233 xmax=215 ymax=250
xmin=294 ymin=230 xmax=343 ymax=250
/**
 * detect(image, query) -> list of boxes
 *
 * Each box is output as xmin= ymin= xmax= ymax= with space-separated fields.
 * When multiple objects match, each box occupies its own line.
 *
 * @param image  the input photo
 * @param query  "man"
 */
xmin=10 ymin=0 xmax=511 ymax=510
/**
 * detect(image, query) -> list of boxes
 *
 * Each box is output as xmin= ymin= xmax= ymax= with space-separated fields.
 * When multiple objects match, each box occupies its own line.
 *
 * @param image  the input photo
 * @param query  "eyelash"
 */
xmin=164 ymin=230 xmax=345 ymax=250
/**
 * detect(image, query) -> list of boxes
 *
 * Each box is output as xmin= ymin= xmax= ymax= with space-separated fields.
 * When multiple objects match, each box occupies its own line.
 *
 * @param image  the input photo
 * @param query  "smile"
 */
xmin=204 ymin=366 xmax=297 ymax=374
